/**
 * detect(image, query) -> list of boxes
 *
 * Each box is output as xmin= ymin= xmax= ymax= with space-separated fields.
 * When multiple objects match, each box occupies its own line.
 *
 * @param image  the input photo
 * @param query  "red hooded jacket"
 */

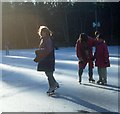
xmin=94 ymin=40 xmax=110 ymax=68
xmin=76 ymin=37 xmax=97 ymax=69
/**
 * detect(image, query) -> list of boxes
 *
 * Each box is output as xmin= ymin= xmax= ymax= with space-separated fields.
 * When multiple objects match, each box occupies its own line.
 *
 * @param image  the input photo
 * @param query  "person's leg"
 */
xmin=101 ymin=68 xmax=107 ymax=84
xmin=97 ymin=67 xmax=102 ymax=84
xmin=45 ymin=71 xmax=59 ymax=92
xmin=88 ymin=62 xmax=95 ymax=82
xmin=104 ymin=68 xmax=107 ymax=84
xmin=78 ymin=68 xmax=83 ymax=84
xmin=78 ymin=61 xmax=87 ymax=84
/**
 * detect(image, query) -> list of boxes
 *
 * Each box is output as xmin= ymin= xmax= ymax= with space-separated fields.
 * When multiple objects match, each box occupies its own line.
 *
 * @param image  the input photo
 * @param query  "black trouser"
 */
xmin=78 ymin=67 xmax=93 ymax=82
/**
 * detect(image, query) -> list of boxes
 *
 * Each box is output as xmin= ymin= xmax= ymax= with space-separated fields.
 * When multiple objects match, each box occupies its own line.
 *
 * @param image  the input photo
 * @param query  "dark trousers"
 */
xmin=78 ymin=66 xmax=93 ymax=82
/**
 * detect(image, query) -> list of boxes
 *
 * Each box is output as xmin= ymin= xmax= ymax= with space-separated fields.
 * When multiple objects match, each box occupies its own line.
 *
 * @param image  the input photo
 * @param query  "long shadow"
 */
xmin=2 ymin=66 xmax=118 ymax=113
xmin=82 ymin=83 xmax=120 ymax=92
xmin=52 ymin=93 xmax=110 ymax=112
xmin=2 ymin=69 xmax=117 ymax=113
xmin=105 ymin=84 xmax=120 ymax=89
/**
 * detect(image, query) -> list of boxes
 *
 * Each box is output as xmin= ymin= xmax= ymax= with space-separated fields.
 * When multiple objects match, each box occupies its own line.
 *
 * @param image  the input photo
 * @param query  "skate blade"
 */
xmin=89 ymin=81 xmax=95 ymax=84
xmin=47 ymin=92 xmax=55 ymax=96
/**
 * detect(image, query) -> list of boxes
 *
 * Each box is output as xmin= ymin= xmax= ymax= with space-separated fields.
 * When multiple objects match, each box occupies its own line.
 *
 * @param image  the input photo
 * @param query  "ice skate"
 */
xmin=97 ymin=80 xmax=102 ymax=84
xmin=97 ymin=80 xmax=107 ymax=85
xmin=101 ymin=80 xmax=107 ymax=85
xmin=47 ymin=90 xmax=55 ymax=96
xmin=79 ymin=81 xmax=82 ymax=84
xmin=46 ymin=87 xmax=55 ymax=96
xmin=89 ymin=78 xmax=95 ymax=83
xmin=46 ymin=83 xmax=59 ymax=96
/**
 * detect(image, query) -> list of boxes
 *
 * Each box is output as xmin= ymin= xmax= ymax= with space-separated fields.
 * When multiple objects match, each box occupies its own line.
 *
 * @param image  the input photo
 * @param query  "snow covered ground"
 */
xmin=0 ymin=46 xmax=119 ymax=113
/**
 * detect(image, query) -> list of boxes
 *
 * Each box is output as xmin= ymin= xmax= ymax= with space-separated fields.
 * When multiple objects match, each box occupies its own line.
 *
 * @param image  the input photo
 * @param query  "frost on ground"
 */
xmin=0 ymin=46 xmax=119 ymax=113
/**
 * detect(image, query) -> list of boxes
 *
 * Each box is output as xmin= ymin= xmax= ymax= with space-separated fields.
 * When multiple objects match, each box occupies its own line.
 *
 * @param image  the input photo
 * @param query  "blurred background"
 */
xmin=2 ymin=2 xmax=119 ymax=49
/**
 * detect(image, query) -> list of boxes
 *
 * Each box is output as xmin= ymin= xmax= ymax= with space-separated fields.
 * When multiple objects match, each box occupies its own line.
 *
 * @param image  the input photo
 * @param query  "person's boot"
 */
xmin=104 ymin=80 xmax=107 ymax=85
xmin=101 ymin=79 xmax=107 ymax=85
xmin=47 ymin=87 xmax=55 ymax=93
xmin=89 ymin=78 xmax=95 ymax=83
xmin=47 ymin=83 xmax=59 ymax=94
xmin=88 ymin=67 xmax=95 ymax=83
xmin=97 ymin=80 xmax=102 ymax=84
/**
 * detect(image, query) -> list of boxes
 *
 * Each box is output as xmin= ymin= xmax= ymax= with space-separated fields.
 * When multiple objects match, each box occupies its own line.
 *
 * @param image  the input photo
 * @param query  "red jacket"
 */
xmin=94 ymin=40 xmax=110 ymax=68
xmin=76 ymin=37 xmax=97 ymax=69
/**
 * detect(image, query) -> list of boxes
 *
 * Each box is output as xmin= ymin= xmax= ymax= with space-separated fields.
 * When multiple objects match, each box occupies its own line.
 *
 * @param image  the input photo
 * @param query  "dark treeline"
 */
xmin=2 ymin=2 xmax=119 ymax=49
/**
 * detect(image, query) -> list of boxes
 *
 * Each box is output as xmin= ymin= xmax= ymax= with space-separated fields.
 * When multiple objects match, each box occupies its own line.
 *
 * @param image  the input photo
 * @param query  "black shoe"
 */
xmin=100 ymin=79 xmax=107 ymax=85
xmin=104 ymin=83 xmax=107 ymax=85
xmin=101 ymin=81 xmax=107 ymax=85
xmin=47 ymin=90 xmax=54 ymax=93
xmin=89 ymin=79 xmax=95 ymax=83
xmin=104 ymin=80 xmax=107 ymax=84
xmin=79 ymin=81 xmax=82 ymax=84
xmin=97 ymin=80 xmax=102 ymax=84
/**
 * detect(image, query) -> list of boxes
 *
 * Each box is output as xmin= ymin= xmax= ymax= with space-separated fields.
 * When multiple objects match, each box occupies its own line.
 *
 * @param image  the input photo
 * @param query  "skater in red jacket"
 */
xmin=76 ymin=33 xmax=97 ymax=84
xmin=94 ymin=34 xmax=110 ymax=85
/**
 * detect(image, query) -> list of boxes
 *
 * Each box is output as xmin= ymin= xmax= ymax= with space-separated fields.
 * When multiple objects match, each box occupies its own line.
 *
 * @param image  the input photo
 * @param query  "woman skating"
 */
xmin=34 ymin=26 xmax=59 ymax=94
